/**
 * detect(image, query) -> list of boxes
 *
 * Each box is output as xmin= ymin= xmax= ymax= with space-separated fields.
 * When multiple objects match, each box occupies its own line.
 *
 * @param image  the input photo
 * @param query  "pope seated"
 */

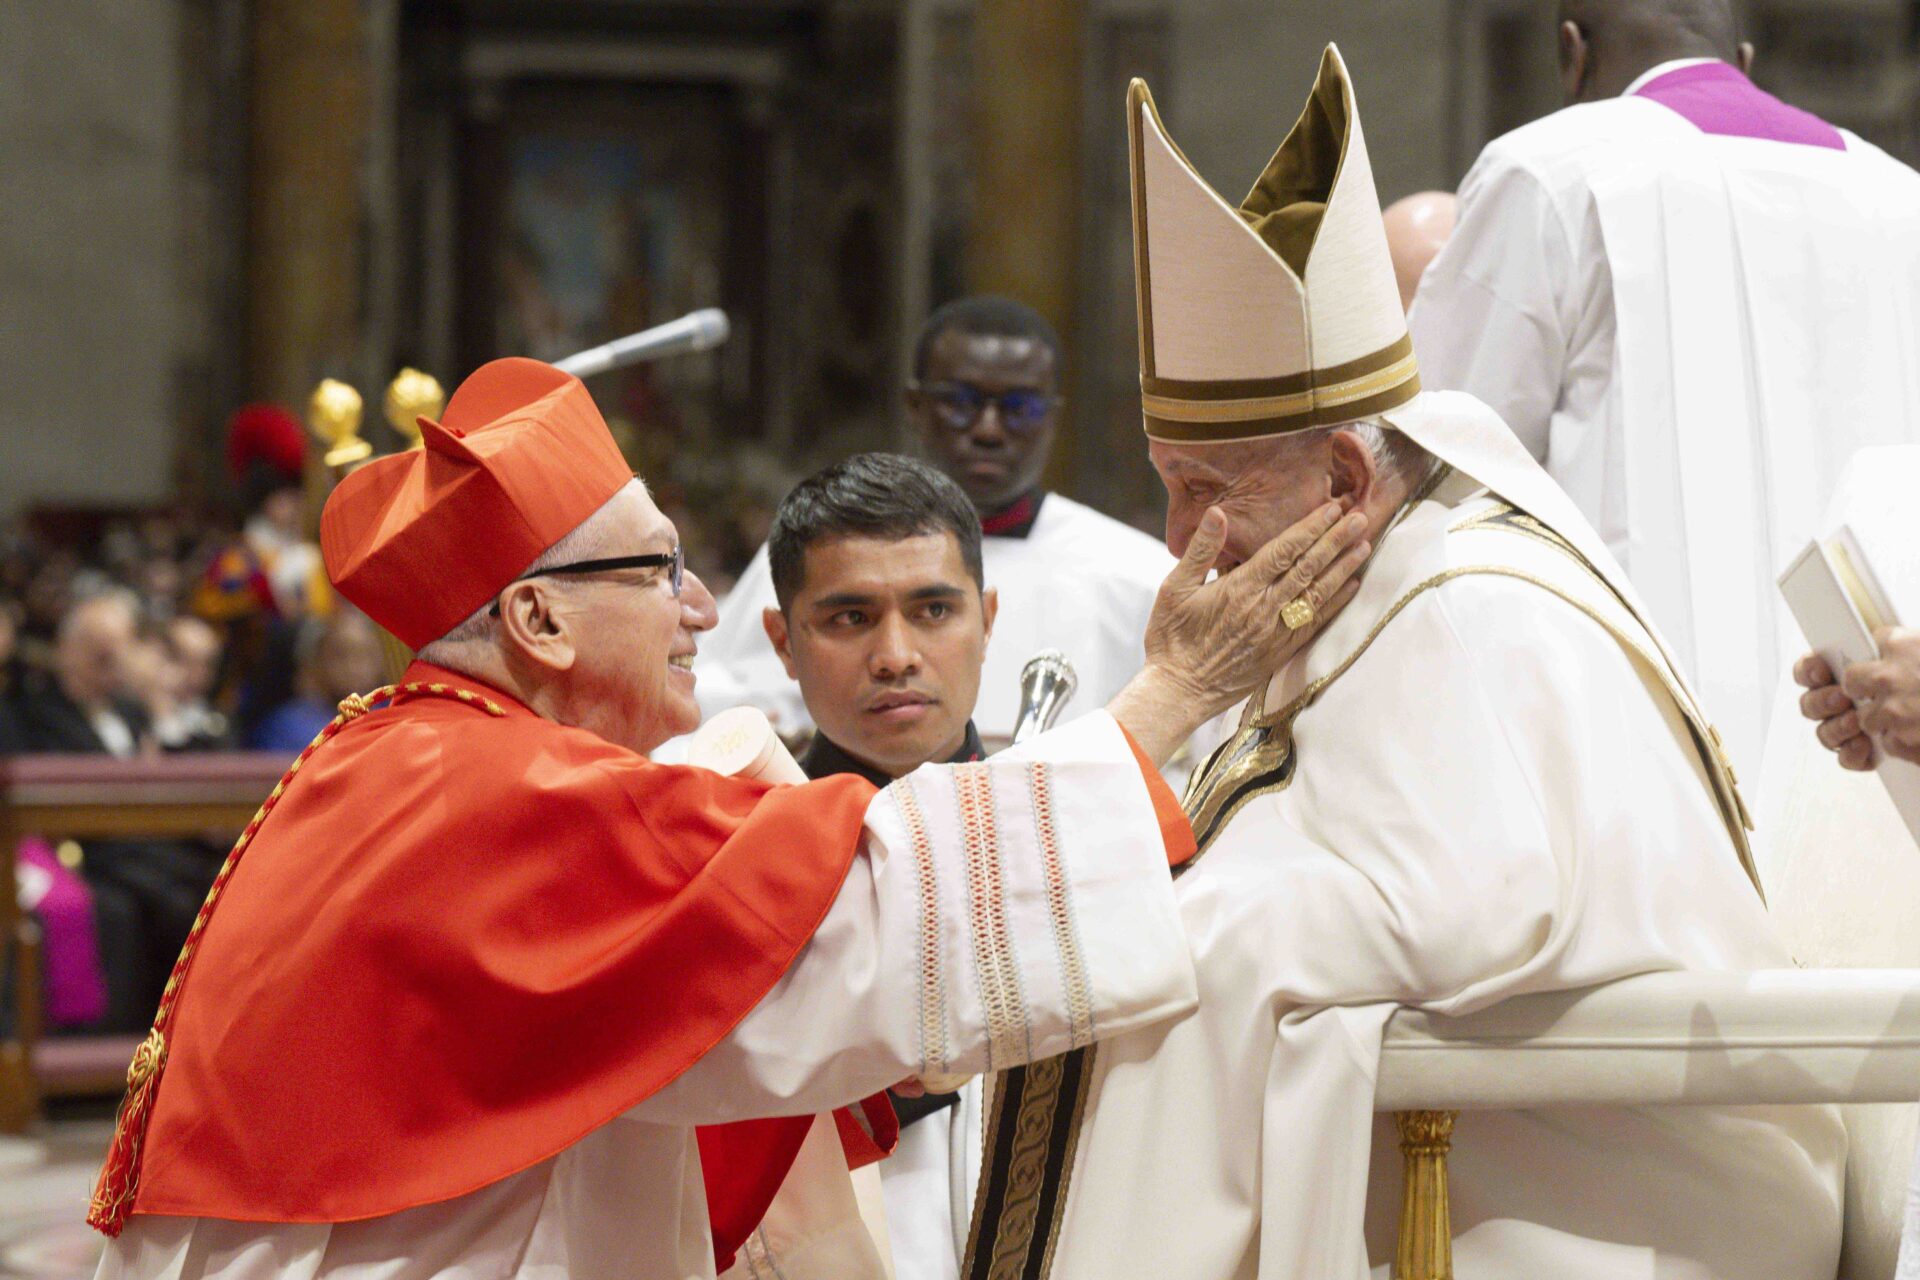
xmin=960 ymin=45 xmax=1846 ymax=1280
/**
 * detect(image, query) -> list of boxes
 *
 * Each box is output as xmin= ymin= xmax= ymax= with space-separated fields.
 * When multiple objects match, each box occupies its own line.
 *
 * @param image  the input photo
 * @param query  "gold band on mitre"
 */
xmin=1141 ymin=334 xmax=1422 ymax=442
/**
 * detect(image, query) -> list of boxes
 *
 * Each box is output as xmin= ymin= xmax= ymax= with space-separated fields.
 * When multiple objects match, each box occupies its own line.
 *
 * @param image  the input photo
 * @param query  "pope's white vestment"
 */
xmin=1409 ymin=57 xmax=1920 ymax=780
xmin=693 ymin=494 xmax=1172 ymax=745
xmin=964 ymin=394 xmax=1846 ymax=1280
xmin=93 ymin=714 xmax=1197 ymax=1280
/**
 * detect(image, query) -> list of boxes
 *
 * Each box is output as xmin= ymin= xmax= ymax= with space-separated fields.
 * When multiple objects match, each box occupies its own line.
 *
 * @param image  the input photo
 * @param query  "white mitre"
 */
xmin=1128 ymin=45 xmax=1665 ymax=652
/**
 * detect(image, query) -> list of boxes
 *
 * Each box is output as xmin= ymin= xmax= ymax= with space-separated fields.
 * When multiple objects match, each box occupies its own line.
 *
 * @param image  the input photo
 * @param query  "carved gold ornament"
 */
xmin=383 ymin=368 xmax=446 ymax=450
xmin=307 ymin=378 xmax=372 ymax=468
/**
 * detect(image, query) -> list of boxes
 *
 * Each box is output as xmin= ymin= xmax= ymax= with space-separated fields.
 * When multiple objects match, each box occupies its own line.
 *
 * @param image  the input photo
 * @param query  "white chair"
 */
xmin=1376 ymin=968 xmax=1920 ymax=1279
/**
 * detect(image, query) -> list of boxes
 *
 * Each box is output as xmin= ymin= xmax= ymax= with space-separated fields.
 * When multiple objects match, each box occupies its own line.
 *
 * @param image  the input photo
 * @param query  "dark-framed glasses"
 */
xmin=489 ymin=546 xmax=683 ymax=616
xmin=909 ymin=381 xmax=1059 ymax=434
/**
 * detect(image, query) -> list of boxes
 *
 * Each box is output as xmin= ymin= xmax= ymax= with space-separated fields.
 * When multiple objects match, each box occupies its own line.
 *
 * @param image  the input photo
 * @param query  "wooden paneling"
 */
xmin=1 ymin=753 xmax=290 ymax=1131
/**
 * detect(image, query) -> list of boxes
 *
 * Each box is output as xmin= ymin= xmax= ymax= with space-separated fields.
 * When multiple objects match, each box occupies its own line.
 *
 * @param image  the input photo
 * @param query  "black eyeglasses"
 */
xmin=909 ymin=382 xmax=1059 ymax=435
xmin=489 ymin=547 xmax=683 ymax=616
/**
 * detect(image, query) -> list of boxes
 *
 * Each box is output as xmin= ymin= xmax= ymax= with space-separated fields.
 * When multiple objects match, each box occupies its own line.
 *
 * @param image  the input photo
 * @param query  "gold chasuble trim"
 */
xmin=961 ymin=1047 xmax=1099 ymax=1280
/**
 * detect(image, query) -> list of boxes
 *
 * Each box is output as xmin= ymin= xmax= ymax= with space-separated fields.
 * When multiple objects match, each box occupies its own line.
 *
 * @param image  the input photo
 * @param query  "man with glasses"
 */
xmin=86 ymin=356 xmax=1371 ymax=1279
xmin=694 ymin=296 xmax=1177 ymax=750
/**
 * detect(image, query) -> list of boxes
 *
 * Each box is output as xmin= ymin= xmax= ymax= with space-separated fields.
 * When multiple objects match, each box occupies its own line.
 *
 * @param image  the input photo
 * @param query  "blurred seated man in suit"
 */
xmin=11 ymin=591 xmax=153 ymax=758
xmin=11 ymin=590 xmax=219 ymax=1031
xmin=755 ymin=452 xmax=1000 ymax=1280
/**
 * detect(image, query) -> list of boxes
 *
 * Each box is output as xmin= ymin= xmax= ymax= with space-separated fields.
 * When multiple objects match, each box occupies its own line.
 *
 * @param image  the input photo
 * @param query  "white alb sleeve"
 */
xmin=635 ymin=711 xmax=1197 ymax=1124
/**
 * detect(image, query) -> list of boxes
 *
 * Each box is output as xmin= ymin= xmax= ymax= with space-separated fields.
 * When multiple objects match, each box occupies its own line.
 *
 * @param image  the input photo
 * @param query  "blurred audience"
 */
xmin=157 ymin=616 xmax=230 ymax=750
xmin=247 ymin=610 xmax=388 ymax=751
xmin=9 ymin=590 xmax=154 ymax=758
xmin=0 ymin=401 xmax=786 ymax=1038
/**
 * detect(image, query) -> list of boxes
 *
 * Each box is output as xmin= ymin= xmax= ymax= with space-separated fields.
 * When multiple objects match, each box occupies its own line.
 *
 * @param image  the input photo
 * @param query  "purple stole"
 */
xmin=1635 ymin=60 xmax=1845 ymax=151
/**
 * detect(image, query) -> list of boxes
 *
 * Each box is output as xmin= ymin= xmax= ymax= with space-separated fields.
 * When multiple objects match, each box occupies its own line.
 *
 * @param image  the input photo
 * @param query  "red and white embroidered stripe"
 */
xmin=954 ymin=763 xmax=1029 ymax=1069
xmin=1027 ymin=762 xmax=1094 ymax=1049
xmin=892 ymin=777 xmax=950 ymax=1078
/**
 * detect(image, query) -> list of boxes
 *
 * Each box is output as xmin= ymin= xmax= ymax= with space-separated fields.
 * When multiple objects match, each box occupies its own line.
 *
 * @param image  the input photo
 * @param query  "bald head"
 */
xmin=1383 ymin=192 xmax=1457 ymax=312
xmin=56 ymin=591 xmax=139 ymax=712
xmin=1558 ymin=0 xmax=1751 ymax=105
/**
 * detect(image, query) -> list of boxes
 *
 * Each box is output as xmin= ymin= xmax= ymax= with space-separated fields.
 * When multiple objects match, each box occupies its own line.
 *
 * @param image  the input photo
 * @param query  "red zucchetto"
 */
xmin=319 ymin=357 xmax=633 ymax=649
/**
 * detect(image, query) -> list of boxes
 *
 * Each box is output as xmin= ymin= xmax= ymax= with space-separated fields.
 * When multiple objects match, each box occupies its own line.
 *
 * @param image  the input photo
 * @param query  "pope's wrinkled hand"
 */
xmin=1795 ymin=628 xmax=1920 ymax=769
xmin=1107 ymin=502 xmax=1368 ymax=765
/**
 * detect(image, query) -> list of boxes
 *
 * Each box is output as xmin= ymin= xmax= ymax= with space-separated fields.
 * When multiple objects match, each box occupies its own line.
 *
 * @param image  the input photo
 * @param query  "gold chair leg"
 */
xmin=1394 ymin=1110 xmax=1457 ymax=1280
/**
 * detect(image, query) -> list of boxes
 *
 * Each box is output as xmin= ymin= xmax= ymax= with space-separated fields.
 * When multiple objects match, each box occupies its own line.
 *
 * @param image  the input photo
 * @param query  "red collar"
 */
xmin=980 ymin=490 xmax=1045 ymax=539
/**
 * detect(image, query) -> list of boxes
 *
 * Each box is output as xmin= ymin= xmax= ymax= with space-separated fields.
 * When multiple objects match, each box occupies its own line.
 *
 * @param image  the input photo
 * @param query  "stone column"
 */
xmin=245 ymin=0 xmax=372 ymax=408
xmin=968 ymin=0 xmax=1083 ymax=491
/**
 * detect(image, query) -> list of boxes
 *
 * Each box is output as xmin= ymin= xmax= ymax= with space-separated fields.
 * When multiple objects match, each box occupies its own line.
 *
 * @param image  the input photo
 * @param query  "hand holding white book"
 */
xmin=1777 ymin=448 xmax=1920 ymax=841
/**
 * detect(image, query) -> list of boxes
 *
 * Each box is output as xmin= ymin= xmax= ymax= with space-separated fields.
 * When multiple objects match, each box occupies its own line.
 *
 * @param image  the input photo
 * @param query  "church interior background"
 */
xmin=4 ymin=0 xmax=1920 ymax=1273
xmin=10 ymin=0 xmax=1920 ymax=562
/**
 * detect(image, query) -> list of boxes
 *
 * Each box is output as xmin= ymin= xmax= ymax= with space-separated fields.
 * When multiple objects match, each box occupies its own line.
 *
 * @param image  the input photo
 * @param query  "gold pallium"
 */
xmin=1447 ymin=505 xmax=1761 ymax=893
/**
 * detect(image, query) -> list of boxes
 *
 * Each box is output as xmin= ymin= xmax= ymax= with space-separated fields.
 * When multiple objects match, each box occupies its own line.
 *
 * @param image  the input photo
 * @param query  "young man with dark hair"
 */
xmin=694 ymin=296 xmax=1178 ymax=750
xmin=759 ymin=452 xmax=998 ymax=1280
xmin=765 ymin=453 xmax=994 ymax=784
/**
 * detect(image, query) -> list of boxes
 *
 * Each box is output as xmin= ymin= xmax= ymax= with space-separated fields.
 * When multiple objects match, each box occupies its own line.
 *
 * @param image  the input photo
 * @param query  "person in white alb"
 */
xmin=1408 ymin=0 xmax=1920 ymax=780
xmin=692 ymin=297 xmax=1179 ymax=750
xmin=957 ymin=46 xmax=1846 ymax=1280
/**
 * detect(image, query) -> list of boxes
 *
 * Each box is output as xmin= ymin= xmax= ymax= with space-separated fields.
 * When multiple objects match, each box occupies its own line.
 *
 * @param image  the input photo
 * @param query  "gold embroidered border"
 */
xmin=955 ymin=764 xmax=1030 ymax=1070
xmin=963 ymin=1046 xmax=1099 ymax=1280
xmin=1448 ymin=505 xmax=1762 ymax=894
xmin=1181 ymin=718 xmax=1297 ymax=861
xmin=1026 ymin=762 xmax=1094 ymax=1049
xmin=1142 ymin=352 xmax=1420 ymax=424
xmin=1143 ymin=333 xmax=1414 ymax=403
xmin=893 ymin=777 xmax=950 ymax=1078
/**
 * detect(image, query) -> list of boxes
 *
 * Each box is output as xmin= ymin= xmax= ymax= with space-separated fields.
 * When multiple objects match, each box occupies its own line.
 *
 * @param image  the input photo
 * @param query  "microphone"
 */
xmin=1010 ymin=650 xmax=1079 ymax=746
xmin=554 ymin=308 xmax=731 ymax=378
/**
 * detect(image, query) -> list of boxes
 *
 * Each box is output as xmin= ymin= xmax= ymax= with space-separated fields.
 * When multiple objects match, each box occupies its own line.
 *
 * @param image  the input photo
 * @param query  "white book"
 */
xmin=1778 ymin=525 xmax=1920 ymax=841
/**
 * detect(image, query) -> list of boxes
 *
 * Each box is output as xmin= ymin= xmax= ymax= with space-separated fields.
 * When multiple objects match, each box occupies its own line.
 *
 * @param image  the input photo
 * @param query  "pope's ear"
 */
xmin=1328 ymin=429 xmax=1379 ymax=509
xmin=496 ymin=580 xmax=576 ymax=673
xmin=763 ymin=606 xmax=799 ymax=681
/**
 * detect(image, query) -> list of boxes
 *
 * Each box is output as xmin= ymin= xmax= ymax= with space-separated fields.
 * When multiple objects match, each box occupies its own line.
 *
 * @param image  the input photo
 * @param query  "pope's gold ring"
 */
xmin=1282 ymin=597 xmax=1316 ymax=631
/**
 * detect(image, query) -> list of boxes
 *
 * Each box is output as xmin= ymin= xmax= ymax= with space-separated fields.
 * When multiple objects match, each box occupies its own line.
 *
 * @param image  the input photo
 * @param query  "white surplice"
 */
xmin=973 ymin=393 xmax=1846 ymax=1280
xmin=94 ymin=712 xmax=1198 ymax=1280
xmin=874 ymin=1081 xmax=981 ymax=1280
xmin=692 ymin=495 xmax=1172 ymax=746
xmin=1408 ymin=61 xmax=1920 ymax=780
